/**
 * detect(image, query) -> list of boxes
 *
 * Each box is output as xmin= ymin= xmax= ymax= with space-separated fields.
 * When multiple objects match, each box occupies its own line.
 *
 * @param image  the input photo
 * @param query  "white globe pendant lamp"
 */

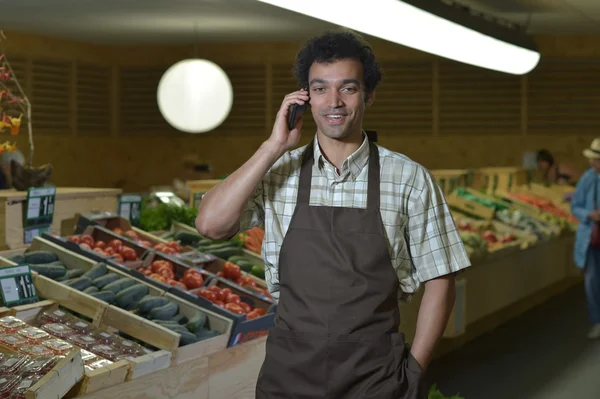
xmin=157 ymin=59 xmax=233 ymax=133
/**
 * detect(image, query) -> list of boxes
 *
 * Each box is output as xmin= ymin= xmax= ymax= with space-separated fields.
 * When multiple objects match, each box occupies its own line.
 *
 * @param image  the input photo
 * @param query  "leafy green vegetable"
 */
xmin=428 ymin=384 xmax=464 ymax=399
xmin=140 ymin=200 xmax=198 ymax=232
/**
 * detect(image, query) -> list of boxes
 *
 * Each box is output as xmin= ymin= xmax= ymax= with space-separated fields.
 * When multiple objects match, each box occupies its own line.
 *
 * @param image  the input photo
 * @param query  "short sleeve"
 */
xmin=238 ymin=179 xmax=266 ymax=232
xmin=405 ymin=169 xmax=471 ymax=282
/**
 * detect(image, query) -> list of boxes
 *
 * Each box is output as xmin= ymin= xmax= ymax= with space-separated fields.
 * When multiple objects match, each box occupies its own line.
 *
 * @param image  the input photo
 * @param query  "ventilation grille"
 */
xmin=76 ymin=64 xmax=111 ymax=135
xmin=31 ymin=59 xmax=71 ymax=133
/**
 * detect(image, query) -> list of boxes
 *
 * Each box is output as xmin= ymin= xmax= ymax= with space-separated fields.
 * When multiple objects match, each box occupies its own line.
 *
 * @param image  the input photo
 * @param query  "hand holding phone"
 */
xmin=287 ymin=87 xmax=309 ymax=131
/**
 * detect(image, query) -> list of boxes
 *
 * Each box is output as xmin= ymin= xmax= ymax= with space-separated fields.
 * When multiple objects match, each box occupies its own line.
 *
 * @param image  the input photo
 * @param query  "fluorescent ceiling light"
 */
xmin=256 ymin=0 xmax=540 ymax=75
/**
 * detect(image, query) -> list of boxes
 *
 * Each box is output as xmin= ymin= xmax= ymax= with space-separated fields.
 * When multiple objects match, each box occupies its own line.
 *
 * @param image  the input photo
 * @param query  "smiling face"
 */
xmin=308 ymin=59 xmax=374 ymax=142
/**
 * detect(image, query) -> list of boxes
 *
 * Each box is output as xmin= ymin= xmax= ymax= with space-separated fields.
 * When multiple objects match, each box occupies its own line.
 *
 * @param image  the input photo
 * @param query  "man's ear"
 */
xmin=366 ymin=90 xmax=376 ymax=106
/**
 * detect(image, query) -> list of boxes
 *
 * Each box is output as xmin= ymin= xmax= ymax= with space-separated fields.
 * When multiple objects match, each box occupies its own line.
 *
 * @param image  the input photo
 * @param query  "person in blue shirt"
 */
xmin=571 ymin=138 xmax=600 ymax=339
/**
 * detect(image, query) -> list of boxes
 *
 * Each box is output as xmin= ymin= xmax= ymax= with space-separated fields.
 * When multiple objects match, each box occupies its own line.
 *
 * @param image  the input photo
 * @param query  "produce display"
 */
xmin=455 ymin=216 xmax=519 ymax=250
xmin=495 ymin=209 xmax=555 ymax=241
xmin=506 ymin=193 xmax=577 ymax=226
xmin=193 ymin=283 xmax=267 ymax=319
xmin=8 ymin=250 xmax=220 ymax=347
xmin=170 ymin=230 xmax=266 ymax=280
xmin=109 ymin=227 xmax=184 ymax=255
xmin=139 ymin=201 xmax=197 ymax=232
xmin=138 ymin=259 xmax=205 ymax=291
xmin=66 ymin=234 xmax=141 ymax=264
xmin=238 ymin=227 xmax=265 ymax=255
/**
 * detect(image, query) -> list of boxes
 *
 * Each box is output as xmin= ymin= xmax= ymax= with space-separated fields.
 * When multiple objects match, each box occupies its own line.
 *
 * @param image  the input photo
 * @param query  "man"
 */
xmin=196 ymin=31 xmax=471 ymax=399
xmin=571 ymin=138 xmax=600 ymax=339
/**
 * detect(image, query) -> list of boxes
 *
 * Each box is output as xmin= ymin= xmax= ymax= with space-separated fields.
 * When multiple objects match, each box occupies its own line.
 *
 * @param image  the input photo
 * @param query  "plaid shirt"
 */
xmin=240 ymin=134 xmax=471 ymax=302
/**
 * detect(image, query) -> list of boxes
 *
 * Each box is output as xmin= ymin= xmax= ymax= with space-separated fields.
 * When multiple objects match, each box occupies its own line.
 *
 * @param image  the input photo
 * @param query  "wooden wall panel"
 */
xmin=2 ymin=31 xmax=600 ymax=191
xmin=528 ymin=58 xmax=600 ymax=134
xmin=439 ymin=60 xmax=521 ymax=135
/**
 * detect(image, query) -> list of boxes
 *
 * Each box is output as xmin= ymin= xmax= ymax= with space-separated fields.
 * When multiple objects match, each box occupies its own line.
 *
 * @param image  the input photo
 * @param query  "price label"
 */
xmin=0 ymin=265 xmax=38 ymax=307
xmin=24 ymin=226 xmax=50 ymax=244
xmin=23 ymin=186 xmax=56 ymax=229
xmin=118 ymin=194 xmax=142 ymax=226
xmin=192 ymin=192 xmax=204 ymax=209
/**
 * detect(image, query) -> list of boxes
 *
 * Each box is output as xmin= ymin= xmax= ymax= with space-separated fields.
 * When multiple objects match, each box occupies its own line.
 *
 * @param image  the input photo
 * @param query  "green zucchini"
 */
xmin=114 ymin=284 xmax=149 ymax=309
xmin=93 ymin=274 xmax=120 ymax=289
xmin=82 ymin=263 xmax=108 ymax=280
xmin=102 ymin=277 xmax=137 ymax=294
xmin=24 ymin=251 xmax=58 ymax=264
xmin=170 ymin=314 xmax=188 ymax=325
xmin=30 ymin=264 xmax=67 ymax=280
xmin=8 ymin=254 xmax=25 ymax=264
xmin=84 ymin=286 xmax=99 ymax=294
xmin=178 ymin=331 xmax=200 ymax=346
xmin=89 ymin=290 xmax=116 ymax=304
xmin=56 ymin=268 xmax=85 ymax=282
xmin=66 ymin=277 xmax=93 ymax=291
xmin=204 ymin=247 xmax=243 ymax=259
xmin=174 ymin=232 xmax=202 ymax=246
xmin=136 ymin=295 xmax=170 ymax=314
xmin=186 ymin=311 xmax=208 ymax=333
xmin=149 ymin=302 xmax=179 ymax=321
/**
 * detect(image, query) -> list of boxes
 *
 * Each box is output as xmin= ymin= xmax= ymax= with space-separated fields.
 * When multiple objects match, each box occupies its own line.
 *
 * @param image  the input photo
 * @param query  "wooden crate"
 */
xmin=9 ymin=300 xmax=129 ymax=397
xmin=163 ymin=293 xmax=233 ymax=365
xmin=447 ymin=193 xmax=496 ymax=221
xmin=0 ymin=187 xmax=121 ymax=250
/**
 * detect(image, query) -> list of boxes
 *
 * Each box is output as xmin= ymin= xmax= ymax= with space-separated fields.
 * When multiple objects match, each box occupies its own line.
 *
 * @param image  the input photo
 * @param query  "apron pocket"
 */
xmin=327 ymin=334 xmax=402 ymax=399
xmin=256 ymin=327 xmax=328 ymax=399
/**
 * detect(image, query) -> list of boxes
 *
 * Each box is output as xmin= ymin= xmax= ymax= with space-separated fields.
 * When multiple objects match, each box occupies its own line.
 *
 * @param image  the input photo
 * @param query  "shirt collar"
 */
xmin=313 ymin=132 xmax=370 ymax=180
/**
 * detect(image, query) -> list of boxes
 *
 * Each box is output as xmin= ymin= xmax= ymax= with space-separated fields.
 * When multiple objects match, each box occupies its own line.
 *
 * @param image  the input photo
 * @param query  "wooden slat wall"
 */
xmin=31 ymin=59 xmax=71 ymax=133
xmin=528 ymin=58 xmax=600 ymax=134
xmin=76 ymin=64 xmax=111 ymax=135
xmin=364 ymin=62 xmax=433 ymax=135
xmin=118 ymin=66 xmax=175 ymax=135
xmin=439 ymin=60 xmax=521 ymax=135
xmin=217 ymin=65 xmax=267 ymax=134
xmin=6 ymin=52 xmax=600 ymax=137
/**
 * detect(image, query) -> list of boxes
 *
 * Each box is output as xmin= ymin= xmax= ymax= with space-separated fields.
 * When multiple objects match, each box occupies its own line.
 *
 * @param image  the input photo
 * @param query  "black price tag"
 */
xmin=23 ymin=186 xmax=56 ymax=229
xmin=0 ymin=265 xmax=38 ymax=307
xmin=118 ymin=194 xmax=142 ymax=226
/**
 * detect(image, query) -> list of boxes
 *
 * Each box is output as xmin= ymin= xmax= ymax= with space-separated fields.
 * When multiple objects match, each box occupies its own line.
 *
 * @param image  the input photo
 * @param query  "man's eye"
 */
xmin=313 ymin=87 xmax=324 ymax=92
xmin=343 ymin=87 xmax=357 ymax=93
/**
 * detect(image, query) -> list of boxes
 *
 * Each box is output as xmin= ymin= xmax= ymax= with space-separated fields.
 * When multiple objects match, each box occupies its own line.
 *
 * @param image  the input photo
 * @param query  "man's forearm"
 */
xmin=195 ymin=140 xmax=283 ymax=240
xmin=409 ymin=275 xmax=456 ymax=370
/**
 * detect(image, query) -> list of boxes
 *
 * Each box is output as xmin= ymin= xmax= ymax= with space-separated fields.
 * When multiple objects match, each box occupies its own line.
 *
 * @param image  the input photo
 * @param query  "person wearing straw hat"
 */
xmin=571 ymin=138 xmax=600 ymax=339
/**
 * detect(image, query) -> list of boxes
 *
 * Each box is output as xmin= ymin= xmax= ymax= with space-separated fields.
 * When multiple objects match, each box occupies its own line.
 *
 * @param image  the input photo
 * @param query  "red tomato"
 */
xmin=104 ymin=247 xmax=115 ymax=256
xmin=226 ymin=293 xmax=241 ymax=305
xmin=120 ymin=247 xmax=137 ymax=261
xmin=112 ymin=228 xmax=123 ymax=235
xmin=125 ymin=230 xmax=138 ymax=239
xmin=80 ymin=235 xmax=95 ymax=247
xmin=184 ymin=268 xmax=201 ymax=277
xmin=138 ymin=240 xmax=152 ymax=248
xmin=223 ymin=262 xmax=241 ymax=281
xmin=182 ymin=273 xmax=204 ymax=290
xmin=112 ymin=253 xmax=124 ymax=263
xmin=93 ymin=248 xmax=107 ymax=256
xmin=94 ymin=241 xmax=106 ymax=250
xmin=213 ymin=300 xmax=225 ymax=308
xmin=197 ymin=289 xmax=216 ymax=302
xmin=108 ymin=239 xmax=123 ymax=252
xmin=68 ymin=236 xmax=80 ymax=244
xmin=167 ymin=241 xmax=182 ymax=253
xmin=208 ymin=286 xmax=225 ymax=301
xmin=221 ymin=288 xmax=232 ymax=298
xmin=224 ymin=303 xmax=244 ymax=315
xmin=80 ymin=243 xmax=92 ymax=250
xmin=254 ymin=308 xmax=266 ymax=316
xmin=161 ymin=247 xmax=176 ymax=255
xmin=141 ymin=269 xmax=152 ymax=276
xmin=169 ymin=280 xmax=187 ymax=289
xmin=246 ymin=309 xmax=261 ymax=320
xmin=216 ymin=271 xmax=225 ymax=278
xmin=239 ymin=302 xmax=253 ymax=314
xmin=154 ymin=244 xmax=168 ymax=252
xmin=159 ymin=268 xmax=174 ymax=279
xmin=151 ymin=261 xmax=173 ymax=273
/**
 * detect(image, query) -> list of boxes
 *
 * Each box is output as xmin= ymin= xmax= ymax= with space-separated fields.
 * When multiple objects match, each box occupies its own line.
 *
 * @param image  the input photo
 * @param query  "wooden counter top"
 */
xmin=0 ymin=187 xmax=122 ymax=202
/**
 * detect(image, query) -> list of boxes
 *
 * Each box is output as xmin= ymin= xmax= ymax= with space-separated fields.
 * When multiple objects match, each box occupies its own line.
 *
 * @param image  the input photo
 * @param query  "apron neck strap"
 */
xmin=297 ymin=136 xmax=381 ymax=209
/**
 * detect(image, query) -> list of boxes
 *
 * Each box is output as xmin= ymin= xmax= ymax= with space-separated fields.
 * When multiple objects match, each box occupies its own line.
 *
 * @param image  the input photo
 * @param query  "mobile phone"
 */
xmin=287 ymin=103 xmax=307 ymax=131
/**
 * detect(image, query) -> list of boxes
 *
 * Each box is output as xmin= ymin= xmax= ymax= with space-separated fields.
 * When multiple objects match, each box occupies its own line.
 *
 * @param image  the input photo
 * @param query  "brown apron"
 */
xmin=256 ymin=138 xmax=425 ymax=399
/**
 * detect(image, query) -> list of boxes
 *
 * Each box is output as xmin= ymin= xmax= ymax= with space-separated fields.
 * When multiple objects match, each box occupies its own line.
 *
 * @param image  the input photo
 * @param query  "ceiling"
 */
xmin=0 ymin=0 xmax=599 ymax=45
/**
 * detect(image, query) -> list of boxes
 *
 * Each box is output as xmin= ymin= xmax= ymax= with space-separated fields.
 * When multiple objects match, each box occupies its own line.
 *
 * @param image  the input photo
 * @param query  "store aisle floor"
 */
xmin=425 ymin=282 xmax=600 ymax=399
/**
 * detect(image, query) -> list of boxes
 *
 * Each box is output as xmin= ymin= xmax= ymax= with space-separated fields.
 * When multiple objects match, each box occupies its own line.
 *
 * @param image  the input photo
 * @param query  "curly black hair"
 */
xmin=536 ymin=149 xmax=554 ymax=165
xmin=293 ymin=30 xmax=382 ymax=95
